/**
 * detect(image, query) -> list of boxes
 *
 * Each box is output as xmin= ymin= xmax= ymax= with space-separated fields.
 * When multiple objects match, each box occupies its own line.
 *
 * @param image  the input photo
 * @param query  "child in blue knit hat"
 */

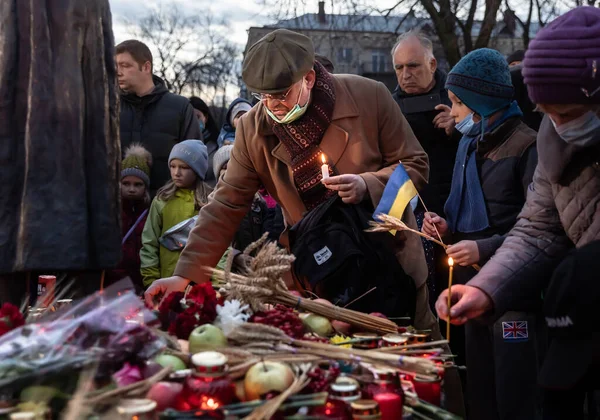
xmin=140 ymin=140 xmax=210 ymax=287
xmin=422 ymin=48 xmax=541 ymax=420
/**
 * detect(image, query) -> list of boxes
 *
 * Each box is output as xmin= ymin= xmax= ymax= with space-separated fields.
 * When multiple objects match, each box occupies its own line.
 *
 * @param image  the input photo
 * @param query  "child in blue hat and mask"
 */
xmin=422 ymin=48 xmax=540 ymax=420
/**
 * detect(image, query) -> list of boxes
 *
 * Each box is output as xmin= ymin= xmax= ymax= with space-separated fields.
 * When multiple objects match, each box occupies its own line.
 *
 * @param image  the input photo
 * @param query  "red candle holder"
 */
xmin=362 ymin=368 xmax=403 ymax=420
xmin=412 ymin=375 xmax=442 ymax=406
xmin=174 ymin=352 xmax=236 ymax=412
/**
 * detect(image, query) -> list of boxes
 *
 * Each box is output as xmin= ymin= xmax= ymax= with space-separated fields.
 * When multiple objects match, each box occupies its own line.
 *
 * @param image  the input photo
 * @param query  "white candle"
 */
xmin=321 ymin=153 xmax=329 ymax=180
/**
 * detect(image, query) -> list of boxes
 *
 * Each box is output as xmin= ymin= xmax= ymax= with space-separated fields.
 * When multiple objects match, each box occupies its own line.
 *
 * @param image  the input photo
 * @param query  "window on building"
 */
xmin=338 ymin=48 xmax=353 ymax=63
xmin=371 ymin=49 xmax=388 ymax=73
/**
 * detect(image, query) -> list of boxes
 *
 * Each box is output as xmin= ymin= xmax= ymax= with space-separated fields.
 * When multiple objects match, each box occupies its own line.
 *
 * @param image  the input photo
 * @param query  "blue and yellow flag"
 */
xmin=374 ymin=163 xmax=418 ymax=234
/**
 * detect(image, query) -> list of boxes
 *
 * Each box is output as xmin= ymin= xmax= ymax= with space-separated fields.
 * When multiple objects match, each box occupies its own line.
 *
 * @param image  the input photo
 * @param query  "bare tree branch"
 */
xmin=125 ymin=2 xmax=239 ymax=100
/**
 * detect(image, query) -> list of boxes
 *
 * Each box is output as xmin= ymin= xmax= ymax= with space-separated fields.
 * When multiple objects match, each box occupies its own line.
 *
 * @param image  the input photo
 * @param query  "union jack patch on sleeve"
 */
xmin=502 ymin=321 xmax=529 ymax=341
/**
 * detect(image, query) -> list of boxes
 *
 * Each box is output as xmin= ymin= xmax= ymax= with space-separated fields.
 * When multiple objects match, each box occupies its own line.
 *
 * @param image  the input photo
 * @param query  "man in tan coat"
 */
xmin=145 ymin=29 xmax=465 ymax=414
xmin=145 ymin=28 xmax=434 ymax=324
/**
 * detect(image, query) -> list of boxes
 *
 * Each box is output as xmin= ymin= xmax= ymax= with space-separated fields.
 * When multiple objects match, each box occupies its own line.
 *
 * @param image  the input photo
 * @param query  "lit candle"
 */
xmin=446 ymin=257 xmax=454 ymax=341
xmin=412 ymin=375 xmax=442 ymax=406
xmin=321 ymin=153 xmax=329 ymax=180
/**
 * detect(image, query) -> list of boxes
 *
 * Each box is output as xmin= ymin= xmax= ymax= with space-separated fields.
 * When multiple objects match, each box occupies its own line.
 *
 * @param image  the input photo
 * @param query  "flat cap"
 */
xmin=242 ymin=29 xmax=315 ymax=94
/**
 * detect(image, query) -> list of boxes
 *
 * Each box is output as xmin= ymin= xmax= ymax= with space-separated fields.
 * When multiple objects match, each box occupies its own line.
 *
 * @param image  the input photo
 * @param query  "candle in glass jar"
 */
xmin=321 ymin=153 xmax=330 ymax=180
xmin=412 ymin=375 xmax=442 ymax=406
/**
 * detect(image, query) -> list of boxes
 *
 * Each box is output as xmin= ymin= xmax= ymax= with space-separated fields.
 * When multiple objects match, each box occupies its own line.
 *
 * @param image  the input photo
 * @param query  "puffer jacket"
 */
xmin=217 ymin=98 xmax=253 ymax=147
xmin=469 ymin=116 xmax=600 ymax=317
xmin=140 ymin=189 xmax=198 ymax=286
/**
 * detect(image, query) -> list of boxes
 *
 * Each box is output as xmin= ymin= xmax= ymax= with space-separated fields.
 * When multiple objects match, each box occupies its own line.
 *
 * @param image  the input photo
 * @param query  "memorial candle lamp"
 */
xmin=174 ymin=352 xmax=236 ymax=412
xmin=412 ymin=375 xmax=442 ymax=407
xmin=320 ymin=153 xmax=330 ymax=180
xmin=381 ymin=334 xmax=409 ymax=348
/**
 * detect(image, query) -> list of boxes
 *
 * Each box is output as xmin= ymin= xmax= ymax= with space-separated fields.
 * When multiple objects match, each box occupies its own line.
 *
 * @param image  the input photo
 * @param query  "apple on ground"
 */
xmin=244 ymin=361 xmax=295 ymax=401
xmin=146 ymin=381 xmax=183 ymax=411
xmin=154 ymin=354 xmax=187 ymax=371
xmin=188 ymin=324 xmax=227 ymax=354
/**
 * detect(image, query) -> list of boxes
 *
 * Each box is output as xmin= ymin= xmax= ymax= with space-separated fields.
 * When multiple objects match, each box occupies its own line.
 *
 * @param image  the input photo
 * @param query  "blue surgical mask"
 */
xmin=198 ymin=119 xmax=205 ymax=132
xmin=455 ymin=113 xmax=475 ymax=135
xmin=551 ymin=111 xmax=600 ymax=147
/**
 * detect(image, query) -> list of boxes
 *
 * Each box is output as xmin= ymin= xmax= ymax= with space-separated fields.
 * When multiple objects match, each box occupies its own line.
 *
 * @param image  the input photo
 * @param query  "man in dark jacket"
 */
xmin=116 ymin=40 xmax=201 ymax=194
xmin=391 ymin=30 xmax=461 ymax=308
xmin=391 ymin=30 xmax=459 ymax=217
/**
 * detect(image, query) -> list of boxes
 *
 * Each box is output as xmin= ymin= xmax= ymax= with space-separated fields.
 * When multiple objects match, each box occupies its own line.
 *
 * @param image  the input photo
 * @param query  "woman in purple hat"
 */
xmin=435 ymin=6 xmax=600 ymax=418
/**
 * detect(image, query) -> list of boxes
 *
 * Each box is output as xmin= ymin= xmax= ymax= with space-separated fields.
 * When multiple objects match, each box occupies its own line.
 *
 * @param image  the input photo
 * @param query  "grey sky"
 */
xmin=109 ymin=0 xmax=274 ymax=46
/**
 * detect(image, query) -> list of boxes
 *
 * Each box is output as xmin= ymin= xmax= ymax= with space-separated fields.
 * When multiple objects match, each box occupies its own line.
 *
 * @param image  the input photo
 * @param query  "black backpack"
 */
xmin=288 ymin=196 xmax=416 ymax=321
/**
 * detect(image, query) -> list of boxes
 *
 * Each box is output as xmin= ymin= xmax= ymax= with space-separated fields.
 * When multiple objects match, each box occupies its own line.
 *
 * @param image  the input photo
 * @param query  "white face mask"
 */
xmin=551 ymin=111 xmax=600 ymax=147
xmin=265 ymin=81 xmax=309 ymax=124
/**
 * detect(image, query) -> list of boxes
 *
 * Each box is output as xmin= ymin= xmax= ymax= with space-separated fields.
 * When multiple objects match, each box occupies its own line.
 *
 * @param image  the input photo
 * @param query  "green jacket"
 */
xmin=140 ymin=189 xmax=197 ymax=286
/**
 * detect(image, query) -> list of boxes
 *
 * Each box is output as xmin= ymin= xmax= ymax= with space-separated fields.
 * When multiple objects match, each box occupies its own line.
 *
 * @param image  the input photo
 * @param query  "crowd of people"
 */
xmin=1 ymin=4 xmax=596 ymax=419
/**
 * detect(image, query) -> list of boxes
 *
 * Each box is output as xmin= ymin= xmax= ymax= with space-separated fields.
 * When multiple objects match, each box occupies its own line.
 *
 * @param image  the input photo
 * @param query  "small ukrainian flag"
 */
xmin=374 ymin=163 xmax=418 ymax=235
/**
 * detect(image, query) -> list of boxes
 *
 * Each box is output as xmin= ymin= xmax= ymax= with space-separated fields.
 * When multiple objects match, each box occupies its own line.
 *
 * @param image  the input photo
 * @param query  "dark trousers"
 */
xmin=543 ymin=387 xmax=587 ymax=420
xmin=466 ymin=311 xmax=545 ymax=420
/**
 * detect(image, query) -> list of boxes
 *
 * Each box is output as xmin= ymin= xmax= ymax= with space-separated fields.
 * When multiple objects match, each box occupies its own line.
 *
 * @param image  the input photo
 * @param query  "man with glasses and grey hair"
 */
xmin=391 ymin=30 xmax=461 ymax=307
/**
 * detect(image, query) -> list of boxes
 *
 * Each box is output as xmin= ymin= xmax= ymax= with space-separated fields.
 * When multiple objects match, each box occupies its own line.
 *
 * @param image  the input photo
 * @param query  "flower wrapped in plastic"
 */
xmin=0 ymin=279 xmax=165 ymax=393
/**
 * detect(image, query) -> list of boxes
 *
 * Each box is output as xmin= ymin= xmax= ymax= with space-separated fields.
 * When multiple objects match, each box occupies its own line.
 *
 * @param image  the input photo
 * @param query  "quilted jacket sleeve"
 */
xmin=468 ymin=165 xmax=573 ymax=318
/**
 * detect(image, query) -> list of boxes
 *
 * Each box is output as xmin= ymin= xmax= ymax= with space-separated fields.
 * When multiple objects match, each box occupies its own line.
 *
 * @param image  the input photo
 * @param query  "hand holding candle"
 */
xmin=320 ymin=153 xmax=329 ymax=180
xmin=446 ymin=257 xmax=454 ymax=341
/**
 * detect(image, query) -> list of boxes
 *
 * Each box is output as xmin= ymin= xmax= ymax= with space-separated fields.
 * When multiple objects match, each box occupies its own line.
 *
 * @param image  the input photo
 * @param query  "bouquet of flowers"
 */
xmin=158 ymin=283 xmax=219 ymax=339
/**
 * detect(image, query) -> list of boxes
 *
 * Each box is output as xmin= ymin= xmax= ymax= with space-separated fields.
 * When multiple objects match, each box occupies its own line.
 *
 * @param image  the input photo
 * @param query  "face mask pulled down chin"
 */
xmin=551 ymin=111 xmax=600 ymax=147
xmin=455 ymin=113 xmax=475 ymax=135
xmin=265 ymin=82 xmax=309 ymax=124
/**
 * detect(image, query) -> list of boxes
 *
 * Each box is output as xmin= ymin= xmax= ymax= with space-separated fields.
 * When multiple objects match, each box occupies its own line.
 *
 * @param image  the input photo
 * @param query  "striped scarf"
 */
xmin=271 ymin=62 xmax=337 ymax=211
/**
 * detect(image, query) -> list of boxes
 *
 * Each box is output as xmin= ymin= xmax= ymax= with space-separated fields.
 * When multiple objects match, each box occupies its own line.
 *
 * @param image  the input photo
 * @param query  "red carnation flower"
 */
xmin=0 ymin=303 xmax=25 ymax=338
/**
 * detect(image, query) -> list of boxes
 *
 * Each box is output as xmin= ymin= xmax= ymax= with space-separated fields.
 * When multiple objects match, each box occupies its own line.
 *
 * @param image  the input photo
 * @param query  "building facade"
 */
xmin=243 ymin=2 xmax=537 ymax=94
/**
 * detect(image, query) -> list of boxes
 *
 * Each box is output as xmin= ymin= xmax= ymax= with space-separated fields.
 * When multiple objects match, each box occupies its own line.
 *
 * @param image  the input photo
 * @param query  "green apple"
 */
xmin=244 ymin=361 xmax=295 ymax=401
xmin=153 ymin=354 xmax=187 ymax=371
xmin=300 ymin=313 xmax=333 ymax=337
xmin=188 ymin=324 xmax=227 ymax=354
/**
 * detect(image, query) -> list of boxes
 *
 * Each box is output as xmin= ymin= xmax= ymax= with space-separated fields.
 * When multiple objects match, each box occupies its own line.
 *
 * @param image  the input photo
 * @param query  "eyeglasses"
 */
xmin=251 ymin=86 xmax=294 ymax=102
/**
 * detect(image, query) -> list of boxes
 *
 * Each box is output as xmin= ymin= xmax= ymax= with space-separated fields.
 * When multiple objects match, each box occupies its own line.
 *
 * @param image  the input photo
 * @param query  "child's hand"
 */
xmin=144 ymin=276 xmax=191 ymax=308
xmin=446 ymin=240 xmax=480 ymax=266
xmin=422 ymin=212 xmax=449 ymax=239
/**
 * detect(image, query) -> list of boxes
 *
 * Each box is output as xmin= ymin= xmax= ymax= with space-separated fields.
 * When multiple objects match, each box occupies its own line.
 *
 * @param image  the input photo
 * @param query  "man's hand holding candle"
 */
xmin=322 ymin=174 xmax=368 ymax=204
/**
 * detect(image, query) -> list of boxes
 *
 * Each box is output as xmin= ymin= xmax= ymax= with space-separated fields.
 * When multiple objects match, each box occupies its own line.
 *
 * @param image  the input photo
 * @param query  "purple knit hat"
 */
xmin=523 ymin=6 xmax=600 ymax=105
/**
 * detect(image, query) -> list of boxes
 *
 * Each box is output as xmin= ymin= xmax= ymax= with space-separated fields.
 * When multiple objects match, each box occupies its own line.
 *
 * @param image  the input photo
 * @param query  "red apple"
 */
xmin=312 ymin=298 xmax=333 ymax=306
xmin=146 ymin=381 xmax=183 ymax=411
xmin=244 ymin=361 xmax=295 ymax=401
xmin=331 ymin=320 xmax=352 ymax=335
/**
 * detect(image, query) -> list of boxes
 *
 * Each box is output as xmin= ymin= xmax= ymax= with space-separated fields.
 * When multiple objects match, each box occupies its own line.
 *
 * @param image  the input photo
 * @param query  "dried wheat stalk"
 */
xmin=228 ymin=323 xmax=441 ymax=378
xmin=84 ymin=366 xmax=173 ymax=405
xmin=208 ymin=235 xmax=399 ymax=335
xmin=368 ymin=214 xmax=481 ymax=271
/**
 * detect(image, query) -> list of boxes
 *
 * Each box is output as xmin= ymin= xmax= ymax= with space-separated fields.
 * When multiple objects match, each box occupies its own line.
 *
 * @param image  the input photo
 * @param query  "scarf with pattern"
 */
xmin=270 ymin=62 xmax=337 ymax=211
